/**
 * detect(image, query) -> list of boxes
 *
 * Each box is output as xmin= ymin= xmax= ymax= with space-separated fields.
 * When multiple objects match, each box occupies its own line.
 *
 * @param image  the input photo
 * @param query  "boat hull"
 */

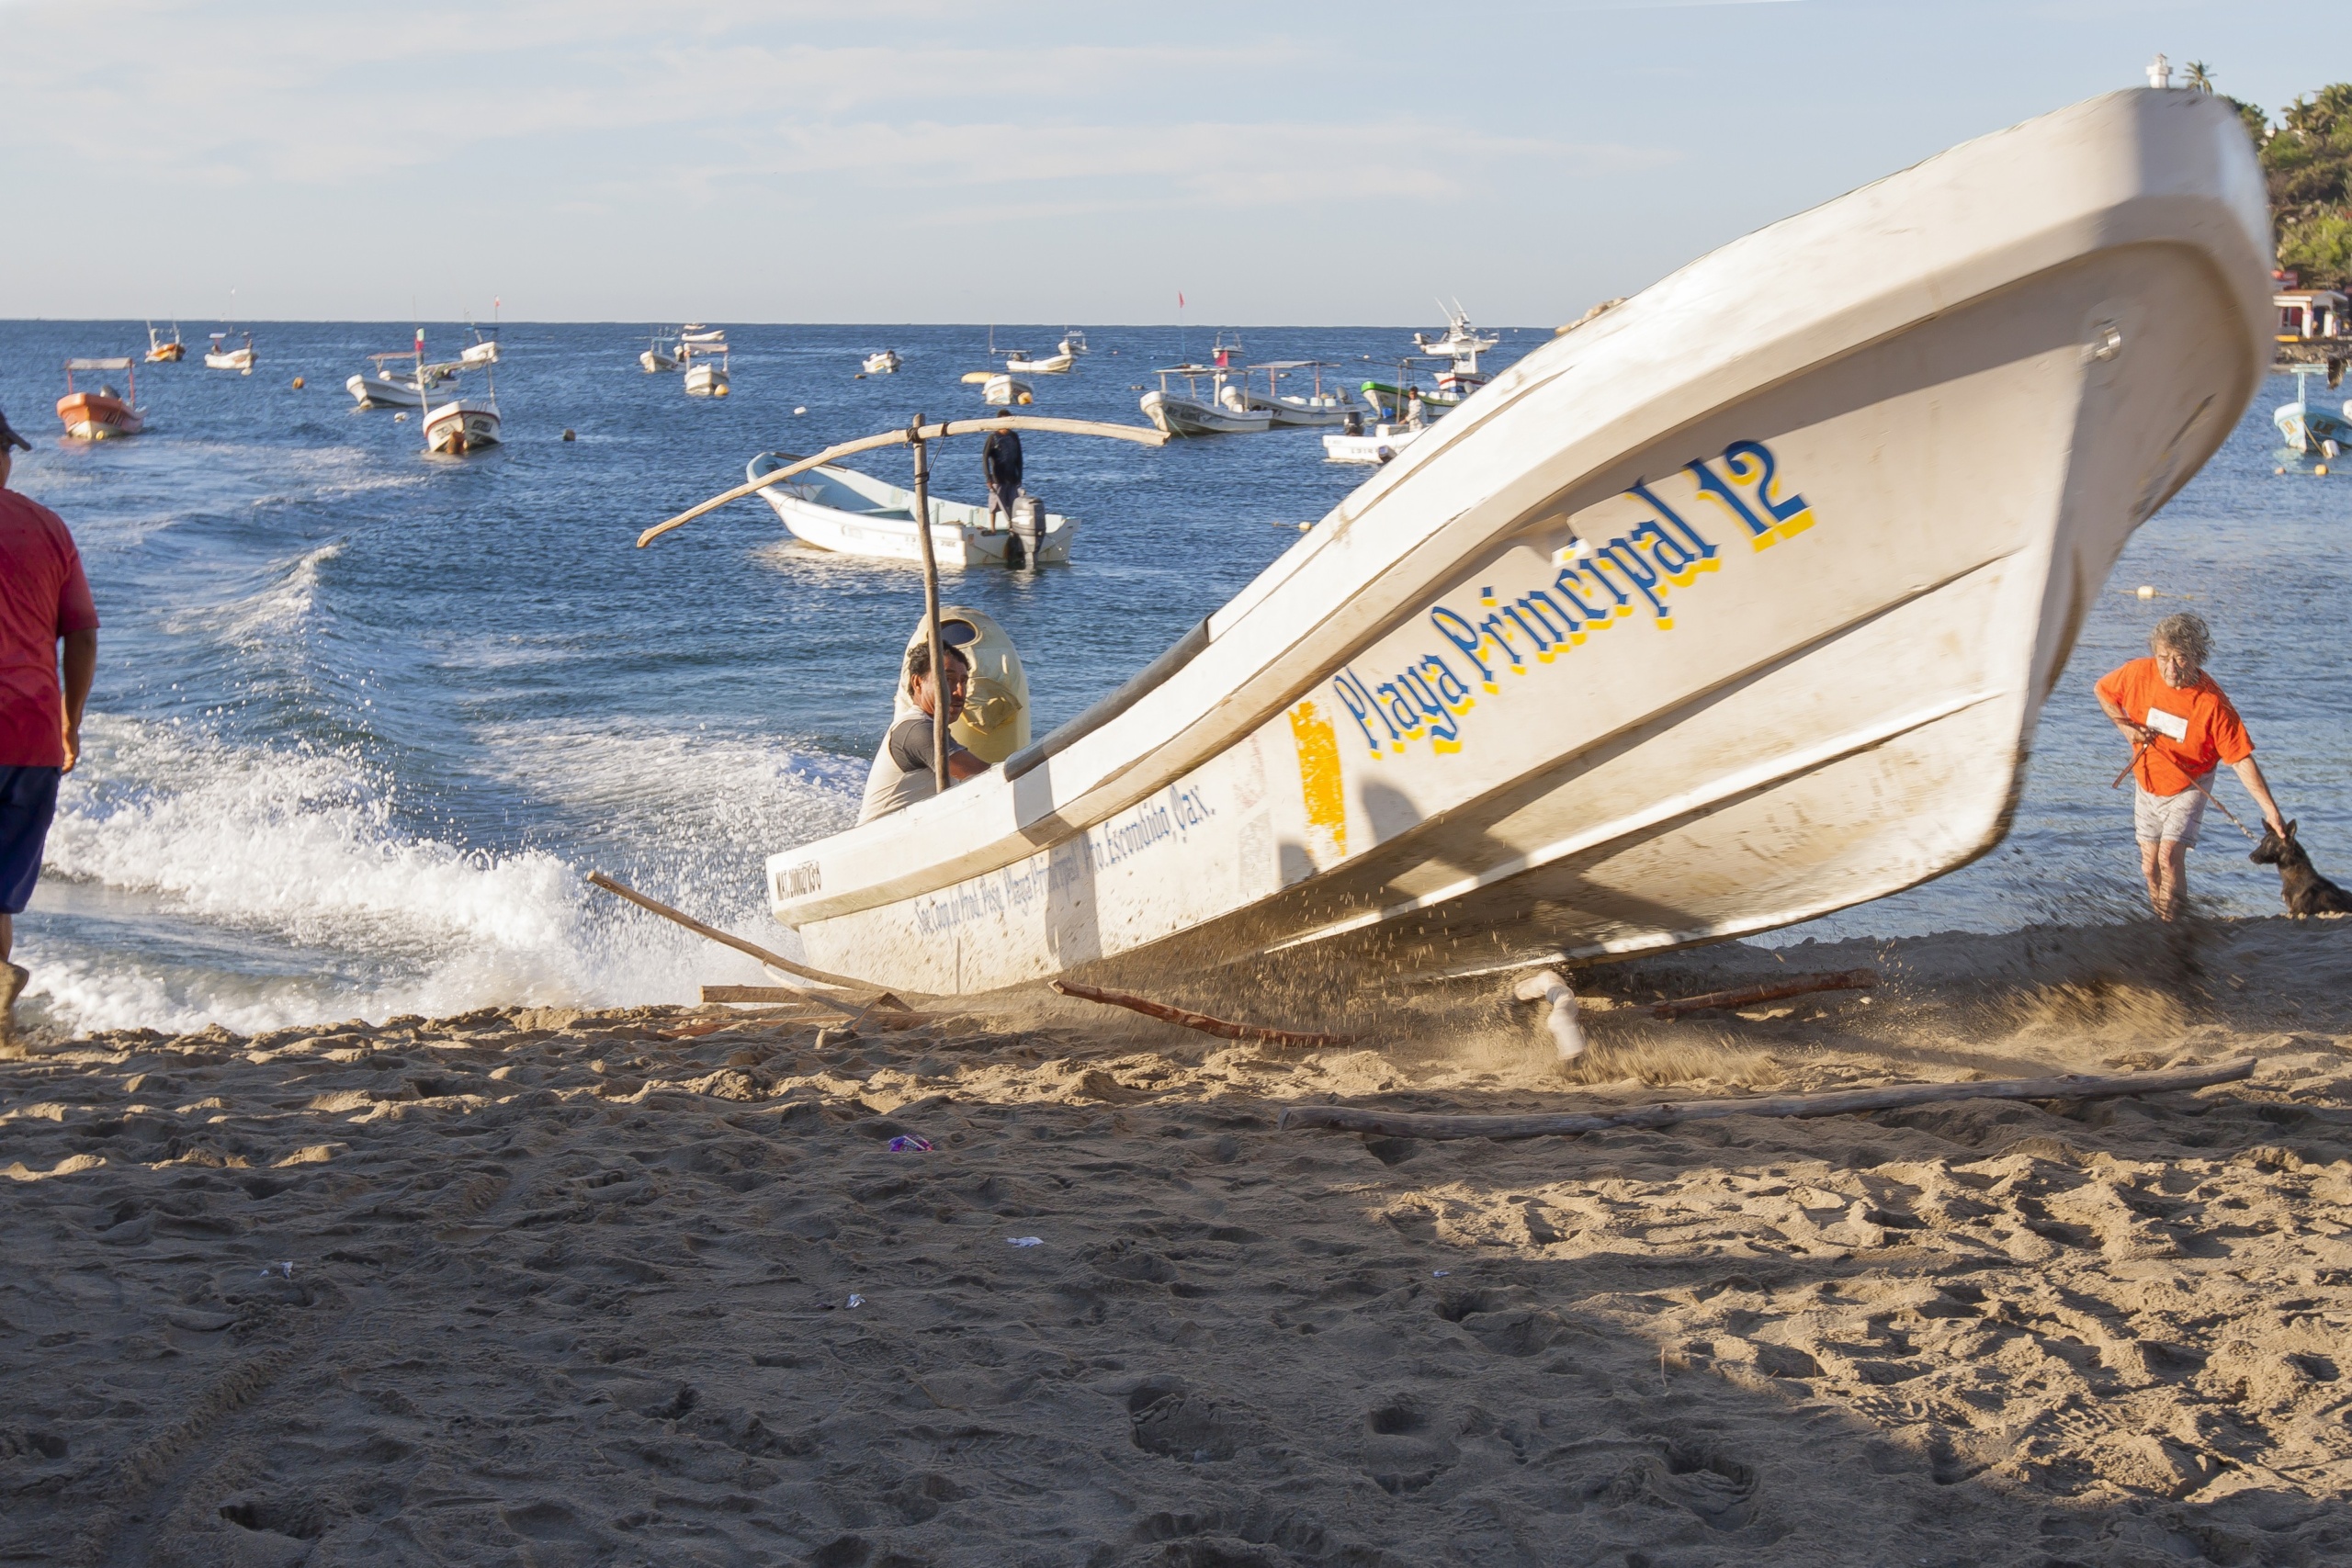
xmin=424 ymin=400 xmax=502 ymax=454
xmin=684 ymin=365 xmax=730 ymax=397
xmin=2273 ymin=400 xmax=2352 ymax=454
xmin=863 ymin=353 xmax=899 ymax=375
xmin=345 ymin=373 xmax=442 ymax=410
xmin=56 ymin=393 xmax=144 ymax=439
xmin=751 ymin=458 xmax=1076 ymax=567
xmin=1141 ymin=390 xmax=1272 ymax=435
xmin=205 ymin=350 xmax=254 ymax=371
xmin=1321 ymin=424 xmax=1424 ymax=464
xmin=145 ymin=344 xmax=185 ymax=364
xmin=640 ymin=350 xmax=677 ymax=372
xmin=766 ymin=89 xmax=2271 ymax=1000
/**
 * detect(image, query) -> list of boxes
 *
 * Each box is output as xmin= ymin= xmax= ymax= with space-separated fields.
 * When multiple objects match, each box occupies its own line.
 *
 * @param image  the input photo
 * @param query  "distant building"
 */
xmin=2276 ymin=288 xmax=2350 ymax=342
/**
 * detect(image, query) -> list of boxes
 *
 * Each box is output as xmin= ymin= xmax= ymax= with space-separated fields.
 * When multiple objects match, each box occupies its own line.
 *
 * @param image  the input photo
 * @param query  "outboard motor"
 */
xmin=1007 ymin=493 xmax=1045 ymax=570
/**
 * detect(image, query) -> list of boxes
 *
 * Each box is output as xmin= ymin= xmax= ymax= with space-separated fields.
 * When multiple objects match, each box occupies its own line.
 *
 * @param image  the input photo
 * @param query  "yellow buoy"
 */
xmin=2135 ymin=585 xmax=2156 ymax=599
xmin=290 ymin=376 xmax=305 ymax=389
xmin=714 ymin=384 xmax=729 ymax=397
xmin=1017 ymin=391 xmax=1034 ymax=404
xmin=2320 ymin=464 xmax=2331 ymax=476
xmin=794 ymin=405 xmax=807 ymax=415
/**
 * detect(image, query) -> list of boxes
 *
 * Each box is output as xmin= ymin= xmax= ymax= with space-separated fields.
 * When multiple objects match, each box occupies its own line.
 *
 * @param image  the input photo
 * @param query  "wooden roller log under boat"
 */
xmin=763 ymin=90 xmax=2270 ymax=998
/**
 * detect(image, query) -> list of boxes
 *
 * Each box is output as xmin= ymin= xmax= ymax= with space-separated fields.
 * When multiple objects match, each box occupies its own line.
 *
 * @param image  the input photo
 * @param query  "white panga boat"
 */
xmin=144 ymin=321 xmax=186 ymax=363
xmin=863 ymin=349 xmax=900 ymax=375
xmin=1005 ymin=345 xmax=1076 ymax=375
xmin=684 ymin=350 xmax=731 ymax=397
xmin=747 ymin=452 xmax=1076 ymax=567
xmin=982 ymin=373 xmax=1033 ymax=407
xmin=758 ymin=88 xmax=2268 ymax=999
xmin=681 ymin=323 xmax=725 ymax=345
xmin=204 ymin=331 xmax=255 ymax=372
xmin=1321 ymin=419 xmax=1426 ymax=465
xmin=419 ymin=333 xmax=501 ymax=455
xmin=2273 ymin=365 xmax=2352 ymax=456
xmin=1140 ymin=364 xmax=1272 ymax=435
xmin=346 ymin=350 xmax=455 ymax=410
xmin=1249 ymin=361 xmax=1351 ymax=426
xmin=640 ymin=336 xmax=679 ymax=373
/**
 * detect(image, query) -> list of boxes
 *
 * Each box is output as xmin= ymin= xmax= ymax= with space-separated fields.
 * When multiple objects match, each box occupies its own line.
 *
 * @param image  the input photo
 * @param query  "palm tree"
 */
xmin=2183 ymin=61 xmax=2215 ymax=95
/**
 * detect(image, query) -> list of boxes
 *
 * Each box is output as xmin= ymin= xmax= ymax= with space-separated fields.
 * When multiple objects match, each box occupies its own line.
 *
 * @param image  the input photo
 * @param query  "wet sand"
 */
xmin=6 ymin=914 xmax=2352 ymax=1566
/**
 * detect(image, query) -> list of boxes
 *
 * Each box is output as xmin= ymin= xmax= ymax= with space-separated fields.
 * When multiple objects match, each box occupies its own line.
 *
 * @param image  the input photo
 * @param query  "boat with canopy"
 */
xmin=1246 ymin=361 xmax=1351 ymax=426
xmin=346 ymin=349 xmax=457 ymax=410
xmin=643 ymin=90 xmax=2271 ymax=1003
xmin=56 ymin=357 xmax=145 ymax=439
xmin=144 ymin=322 xmax=186 ymax=363
xmin=1140 ymin=363 xmax=1270 ymax=435
xmin=2272 ymin=364 xmax=2352 ymax=456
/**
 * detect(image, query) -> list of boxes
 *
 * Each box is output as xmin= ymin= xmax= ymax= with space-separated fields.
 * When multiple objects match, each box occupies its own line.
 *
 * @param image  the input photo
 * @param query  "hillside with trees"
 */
xmin=2203 ymin=67 xmax=2352 ymax=287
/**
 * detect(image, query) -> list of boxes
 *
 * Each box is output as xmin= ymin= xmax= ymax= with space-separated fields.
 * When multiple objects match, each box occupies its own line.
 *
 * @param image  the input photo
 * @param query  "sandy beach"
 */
xmin=5 ymin=916 xmax=2351 ymax=1566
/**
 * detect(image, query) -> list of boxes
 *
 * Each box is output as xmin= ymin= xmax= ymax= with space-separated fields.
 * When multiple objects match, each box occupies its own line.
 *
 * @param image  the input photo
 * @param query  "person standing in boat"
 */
xmin=858 ymin=640 xmax=989 ymax=822
xmin=0 ymin=404 xmax=101 ymax=1046
xmin=2095 ymin=613 xmax=2286 ymax=922
xmin=982 ymin=411 xmax=1023 ymax=529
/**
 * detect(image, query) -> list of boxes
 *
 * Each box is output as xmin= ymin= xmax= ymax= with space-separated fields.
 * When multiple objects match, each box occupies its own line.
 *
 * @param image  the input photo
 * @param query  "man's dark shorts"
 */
xmin=0 ymin=765 xmax=61 ymax=915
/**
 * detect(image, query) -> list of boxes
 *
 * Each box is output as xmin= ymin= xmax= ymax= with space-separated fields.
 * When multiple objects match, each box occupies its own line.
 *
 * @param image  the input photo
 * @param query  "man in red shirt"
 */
xmin=0 ymin=405 xmax=100 ymax=1046
xmin=2094 ymin=613 xmax=2285 ymax=922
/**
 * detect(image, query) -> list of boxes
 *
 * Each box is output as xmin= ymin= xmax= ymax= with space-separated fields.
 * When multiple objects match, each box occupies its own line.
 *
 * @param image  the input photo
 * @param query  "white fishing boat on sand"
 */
xmin=748 ymin=88 xmax=2267 ymax=1000
xmin=863 ymin=349 xmax=900 ymax=375
xmin=746 ymin=452 xmax=1076 ymax=567
xmin=1140 ymin=364 xmax=1271 ymax=435
xmin=204 ymin=331 xmax=254 ymax=372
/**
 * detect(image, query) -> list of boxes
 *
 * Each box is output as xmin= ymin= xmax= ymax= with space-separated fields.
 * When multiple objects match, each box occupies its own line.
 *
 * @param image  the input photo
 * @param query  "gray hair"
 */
xmin=2150 ymin=612 xmax=2211 ymax=667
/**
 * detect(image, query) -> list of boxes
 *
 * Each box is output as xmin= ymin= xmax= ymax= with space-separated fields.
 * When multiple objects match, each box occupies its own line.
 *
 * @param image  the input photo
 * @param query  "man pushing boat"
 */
xmin=857 ymin=637 xmax=989 ymax=823
xmin=2097 ymin=613 xmax=2286 ymax=921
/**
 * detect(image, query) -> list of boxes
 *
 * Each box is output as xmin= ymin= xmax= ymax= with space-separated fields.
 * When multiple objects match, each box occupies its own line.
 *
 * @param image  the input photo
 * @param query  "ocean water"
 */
xmin=0 ymin=322 xmax=2344 ymax=1033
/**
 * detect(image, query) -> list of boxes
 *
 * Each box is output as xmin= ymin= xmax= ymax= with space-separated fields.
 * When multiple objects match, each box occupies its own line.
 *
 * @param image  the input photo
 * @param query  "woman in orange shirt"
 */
xmin=2094 ymin=613 xmax=2287 ymax=921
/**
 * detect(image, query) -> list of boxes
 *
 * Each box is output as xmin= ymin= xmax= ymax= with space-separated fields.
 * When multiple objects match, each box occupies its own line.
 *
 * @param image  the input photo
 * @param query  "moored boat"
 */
xmin=684 ymin=352 xmax=731 ymax=397
xmin=1005 ymin=346 xmax=1075 ymax=375
xmin=757 ymin=88 xmax=2271 ymax=999
xmin=1140 ymin=364 xmax=1271 ymax=435
xmin=1414 ymin=301 xmax=1498 ymax=401
xmin=346 ymin=350 xmax=454 ymax=410
xmin=1320 ymin=419 xmax=1425 ymax=464
xmin=56 ymin=357 xmax=145 ymax=439
xmin=747 ymin=451 xmax=1076 ymax=567
xmin=863 ymin=349 xmax=901 ymax=375
xmin=1249 ymin=361 xmax=1351 ymax=426
xmin=144 ymin=321 xmax=186 ymax=363
xmin=204 ymin=331 xmax=255 ymax=372
xmin=423 ymin=394 xmax=502 ymax=454
xmin=640 ymin=335 xmax=679 ymax=373
xmin=2273 ymin=365 xmax=2352 ymax=455
xmin=983 ymin=373 xmax=1034 ymax=407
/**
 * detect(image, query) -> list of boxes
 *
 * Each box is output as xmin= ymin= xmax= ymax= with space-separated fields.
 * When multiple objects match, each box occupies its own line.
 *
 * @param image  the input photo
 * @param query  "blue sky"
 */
xmin=0 ymin=1 xmax=2330 ymax=324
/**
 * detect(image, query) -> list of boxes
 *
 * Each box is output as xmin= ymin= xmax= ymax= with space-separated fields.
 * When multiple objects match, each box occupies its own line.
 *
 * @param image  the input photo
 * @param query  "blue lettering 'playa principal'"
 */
xmin=1330 ymin=438 xmax=1819 ymax=760
xmin=913 ymin=782 xmax=1217 ymax=934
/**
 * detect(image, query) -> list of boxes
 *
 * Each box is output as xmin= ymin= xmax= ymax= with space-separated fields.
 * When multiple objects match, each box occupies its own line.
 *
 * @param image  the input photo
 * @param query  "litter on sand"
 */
xmin=888 ymin=1134 xmax=933 ymax=1152
xmin=1006 ymin=1236 xmax=1044 ymax=1247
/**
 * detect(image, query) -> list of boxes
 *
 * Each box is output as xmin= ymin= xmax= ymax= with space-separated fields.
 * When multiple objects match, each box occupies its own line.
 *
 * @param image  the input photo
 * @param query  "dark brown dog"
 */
xmin=2249 ymin=820 xmax=2352 ymax=918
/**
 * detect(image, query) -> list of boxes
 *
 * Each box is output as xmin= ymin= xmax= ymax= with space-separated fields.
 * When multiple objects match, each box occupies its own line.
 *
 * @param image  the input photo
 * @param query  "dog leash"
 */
xmin=2111 ymin=737 xmax=2259 ymax=842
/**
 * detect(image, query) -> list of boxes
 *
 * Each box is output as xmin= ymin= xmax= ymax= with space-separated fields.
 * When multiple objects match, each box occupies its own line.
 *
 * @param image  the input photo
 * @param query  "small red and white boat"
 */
xmin=56 ymin=357 xmax=146 ymax=440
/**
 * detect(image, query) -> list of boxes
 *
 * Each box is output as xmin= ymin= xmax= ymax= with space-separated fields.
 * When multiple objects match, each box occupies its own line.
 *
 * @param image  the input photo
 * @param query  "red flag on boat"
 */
xmin=1177 ymin=292 xmax=1184 ymax=309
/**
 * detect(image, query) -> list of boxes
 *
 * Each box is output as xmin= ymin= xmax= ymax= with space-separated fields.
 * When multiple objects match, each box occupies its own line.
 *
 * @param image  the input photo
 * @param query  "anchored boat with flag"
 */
xmin=748 ymin=90 xmax=2267 ymax=998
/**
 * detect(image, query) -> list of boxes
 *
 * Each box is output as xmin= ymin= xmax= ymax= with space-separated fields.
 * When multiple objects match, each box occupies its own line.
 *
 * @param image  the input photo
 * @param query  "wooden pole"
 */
xmin=908 ymin=414 xmax=950 ymax=798
xmin=1650 ymin=968 xmax=1876 ymax=1021
xmin=1278 ymin=1057 xmax=2256 ymax=1142
xmin=583 ymin=871 xmax=891 ymax=1005
xmin=1048 ymin=979 xmax=1358 ymax=1047
xmin=635 ymin=415 xmax=1168 ymax=548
